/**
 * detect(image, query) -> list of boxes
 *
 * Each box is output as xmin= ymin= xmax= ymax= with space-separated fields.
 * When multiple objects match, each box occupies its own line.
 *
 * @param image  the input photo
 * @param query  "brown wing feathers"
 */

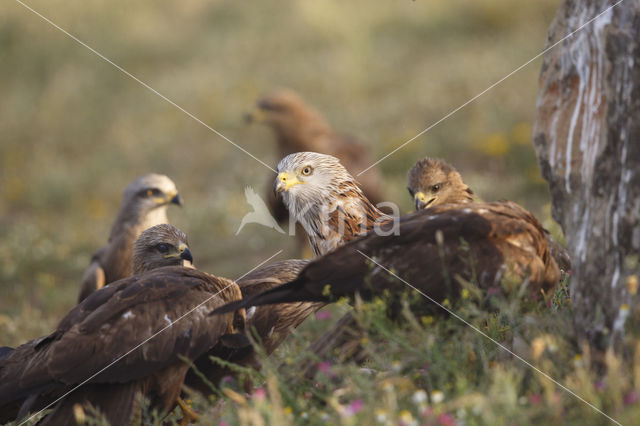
xmin=0 ymin=225 xmax=244 ymax=425
xmin=184 ymin=259 xmax=322 ymax=396
xmin=0 ymin=267 xmax=243 ymax=424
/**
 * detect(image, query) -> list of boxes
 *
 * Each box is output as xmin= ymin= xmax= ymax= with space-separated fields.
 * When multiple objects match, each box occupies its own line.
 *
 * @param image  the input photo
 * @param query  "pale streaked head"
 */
xmin=122 ymin=173 xmax=183 ymax=212
xmin=274 ymin=152 xmax=358 ymax=216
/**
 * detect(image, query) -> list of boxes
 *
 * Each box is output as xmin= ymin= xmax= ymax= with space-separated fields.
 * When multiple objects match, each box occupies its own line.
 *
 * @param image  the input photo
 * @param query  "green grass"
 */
xmin=159 ymin=283 xmax=640 ymax=425
xmin=2 ymin=0 xmax=639 ymax=424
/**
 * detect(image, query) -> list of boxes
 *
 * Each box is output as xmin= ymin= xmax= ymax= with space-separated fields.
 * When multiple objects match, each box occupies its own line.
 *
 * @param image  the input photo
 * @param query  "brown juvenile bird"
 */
xmin=215 ymin=152 xmax=560 ymax=315
xmin=246 ymin=89 xmax=386 ymax=248
xmin=407 ymin=156 xmax=571 ymax=272
xmin=77 ymin=173 xmax=183 ymax=303
xmin=407 ymin=157 xmax=474 ymax=209
xmin=0 ymin=225 xmax=243 ymax=426
xmin=131 ymin=224 xmax=193 ymax=274
xmin=184 ymin=259 xmax=322 ymax=396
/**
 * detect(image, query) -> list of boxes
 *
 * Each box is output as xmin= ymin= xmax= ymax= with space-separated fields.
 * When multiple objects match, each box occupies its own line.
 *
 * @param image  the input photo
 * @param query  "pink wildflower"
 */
xmin=252 ymin=387 xmax=266 ymax=402
xmin=437 ymin=413 xmax=457 ymax=426
xmin=343 ymin=399 xmax=364 ymax=416
xmin=529 ymin=393 xmax=542 ymax=405
xmin=624 ymin=390 xmax=639 ymax=405
xmin=316 ymin=311 xmax=331 ymax=320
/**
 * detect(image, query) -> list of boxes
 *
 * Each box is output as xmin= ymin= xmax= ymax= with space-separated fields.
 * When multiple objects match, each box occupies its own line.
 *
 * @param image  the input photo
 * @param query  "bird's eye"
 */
xmin=431 ymin=184 xmax=441 ymax=192
xmin=301 ymin=166 xmax=313 ymax=176
xmin=143 ymin=188 xmax=162 ymax=198
xmin=156 ymin=243 xmax=170 ymax=253
xmin=258 ymin=101 xmax=284 ymax=112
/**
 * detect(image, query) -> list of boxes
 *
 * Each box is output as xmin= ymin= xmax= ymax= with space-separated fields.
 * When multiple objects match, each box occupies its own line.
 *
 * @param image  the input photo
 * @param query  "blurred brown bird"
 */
xmin=246 ymin=89 xmax=386 ymax=251
xmin=77 ymin=174 xmax=183 ymax=303
xmin=215 ymin=152 xmax=560 ymax=315
xmin=0 ymin=225 xmax=243 ymax=426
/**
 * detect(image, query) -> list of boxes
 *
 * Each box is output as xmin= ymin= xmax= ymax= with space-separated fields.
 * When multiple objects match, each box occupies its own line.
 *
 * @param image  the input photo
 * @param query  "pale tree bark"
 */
xmin=533 ymin=0 xmax=640 ymax=348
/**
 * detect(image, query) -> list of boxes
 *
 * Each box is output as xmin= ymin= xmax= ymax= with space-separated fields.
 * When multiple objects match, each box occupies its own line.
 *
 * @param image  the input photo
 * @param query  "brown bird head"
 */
xmin=246 ymin=89 xmax=331 ymax=151
xmin=131 ymin=224 xmax=193 ymax=275
xmin=407 ymin=157 xmax=474 ymax=210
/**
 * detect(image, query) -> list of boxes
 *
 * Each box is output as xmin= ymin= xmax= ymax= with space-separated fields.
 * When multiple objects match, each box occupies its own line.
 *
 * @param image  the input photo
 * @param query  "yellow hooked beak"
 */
xmin=153 ymin=191 xmax=183 ymax=206
xmin=414 ymin=192 xmax=437 ymax=210
xmin=274 ymin=172 xmax=304 ymax=194
xmin=163 ymin=243 xmax=193 ymax=263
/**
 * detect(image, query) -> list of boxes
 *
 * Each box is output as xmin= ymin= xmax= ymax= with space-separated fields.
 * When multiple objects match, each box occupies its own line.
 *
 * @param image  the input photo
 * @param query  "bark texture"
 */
xmin=533 ymin=0 xmax=640 ymax=347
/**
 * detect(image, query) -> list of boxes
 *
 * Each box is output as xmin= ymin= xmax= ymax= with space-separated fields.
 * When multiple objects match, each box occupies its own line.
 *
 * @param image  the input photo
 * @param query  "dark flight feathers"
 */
xmin=215 ymin=202 xmax=560 ymax=315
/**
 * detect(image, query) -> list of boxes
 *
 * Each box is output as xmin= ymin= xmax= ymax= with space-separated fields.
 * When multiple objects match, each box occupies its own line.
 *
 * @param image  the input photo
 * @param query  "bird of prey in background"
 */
xmin=235 ymin=186 xmax=285 ymax=235
xmin=246 ymin=89 xmax=387 ymax=251
xmin=215 ymin=151 xmax=560 ymax=316
xmin=77 ymin=174 xmax=183 ymax=303
xmin=0 ymin=225 xmax=244 ymax=426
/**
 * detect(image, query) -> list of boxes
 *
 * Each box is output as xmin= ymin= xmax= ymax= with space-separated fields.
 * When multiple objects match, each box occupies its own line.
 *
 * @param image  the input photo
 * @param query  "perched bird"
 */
xmin=77 ymin=174 xmax=183 ymax=303
xmin=407 ymin=156 xmax=571 ymax=272
xmin=407 ymin=157 xmax=474 ymax=209
xmin=215 ymin=152 xmax=560 ymax=315
xmin=274 ymin=152 xmax=389 ymax=256
xmin=246 ymin=89 xmax=386 ymax=248
xmin=0 ymin=225 xmax=244 ymax=425
xmin=184 ymin=259 xmax=321 ymax=395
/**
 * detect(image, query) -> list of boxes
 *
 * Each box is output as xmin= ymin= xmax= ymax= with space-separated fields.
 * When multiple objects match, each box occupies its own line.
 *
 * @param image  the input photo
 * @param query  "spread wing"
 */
xmin=245 ymin=186 xmax=261 ymax=207
xmin=0 ymin=266 xmax=236 ymax=409
xmin=246 ymin=186 xmax=272 ymax=216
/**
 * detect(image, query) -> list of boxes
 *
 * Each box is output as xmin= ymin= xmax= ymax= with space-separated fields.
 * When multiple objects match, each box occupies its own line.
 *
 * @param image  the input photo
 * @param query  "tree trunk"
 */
xmin=533 ymin=0 xmax=640 ymax=348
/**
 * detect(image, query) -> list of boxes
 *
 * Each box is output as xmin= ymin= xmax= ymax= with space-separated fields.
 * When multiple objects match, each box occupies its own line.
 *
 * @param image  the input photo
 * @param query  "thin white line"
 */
xmin=21 ymin=249 xmax=283 ymax=425
xmin=356 ymin=250 xmax=622 ymax=426
xmin=357 ymin=0 xmax=626 ymax=176
xmin=233 ymin=250 xmax=283 ymax=282
xmin=13 ymin=0 xmax=277 ymax=174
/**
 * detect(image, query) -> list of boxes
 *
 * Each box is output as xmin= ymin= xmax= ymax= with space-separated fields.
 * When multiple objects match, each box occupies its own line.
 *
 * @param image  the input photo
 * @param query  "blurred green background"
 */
xmin=0 ymin=0 xmax=560 ymax=345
